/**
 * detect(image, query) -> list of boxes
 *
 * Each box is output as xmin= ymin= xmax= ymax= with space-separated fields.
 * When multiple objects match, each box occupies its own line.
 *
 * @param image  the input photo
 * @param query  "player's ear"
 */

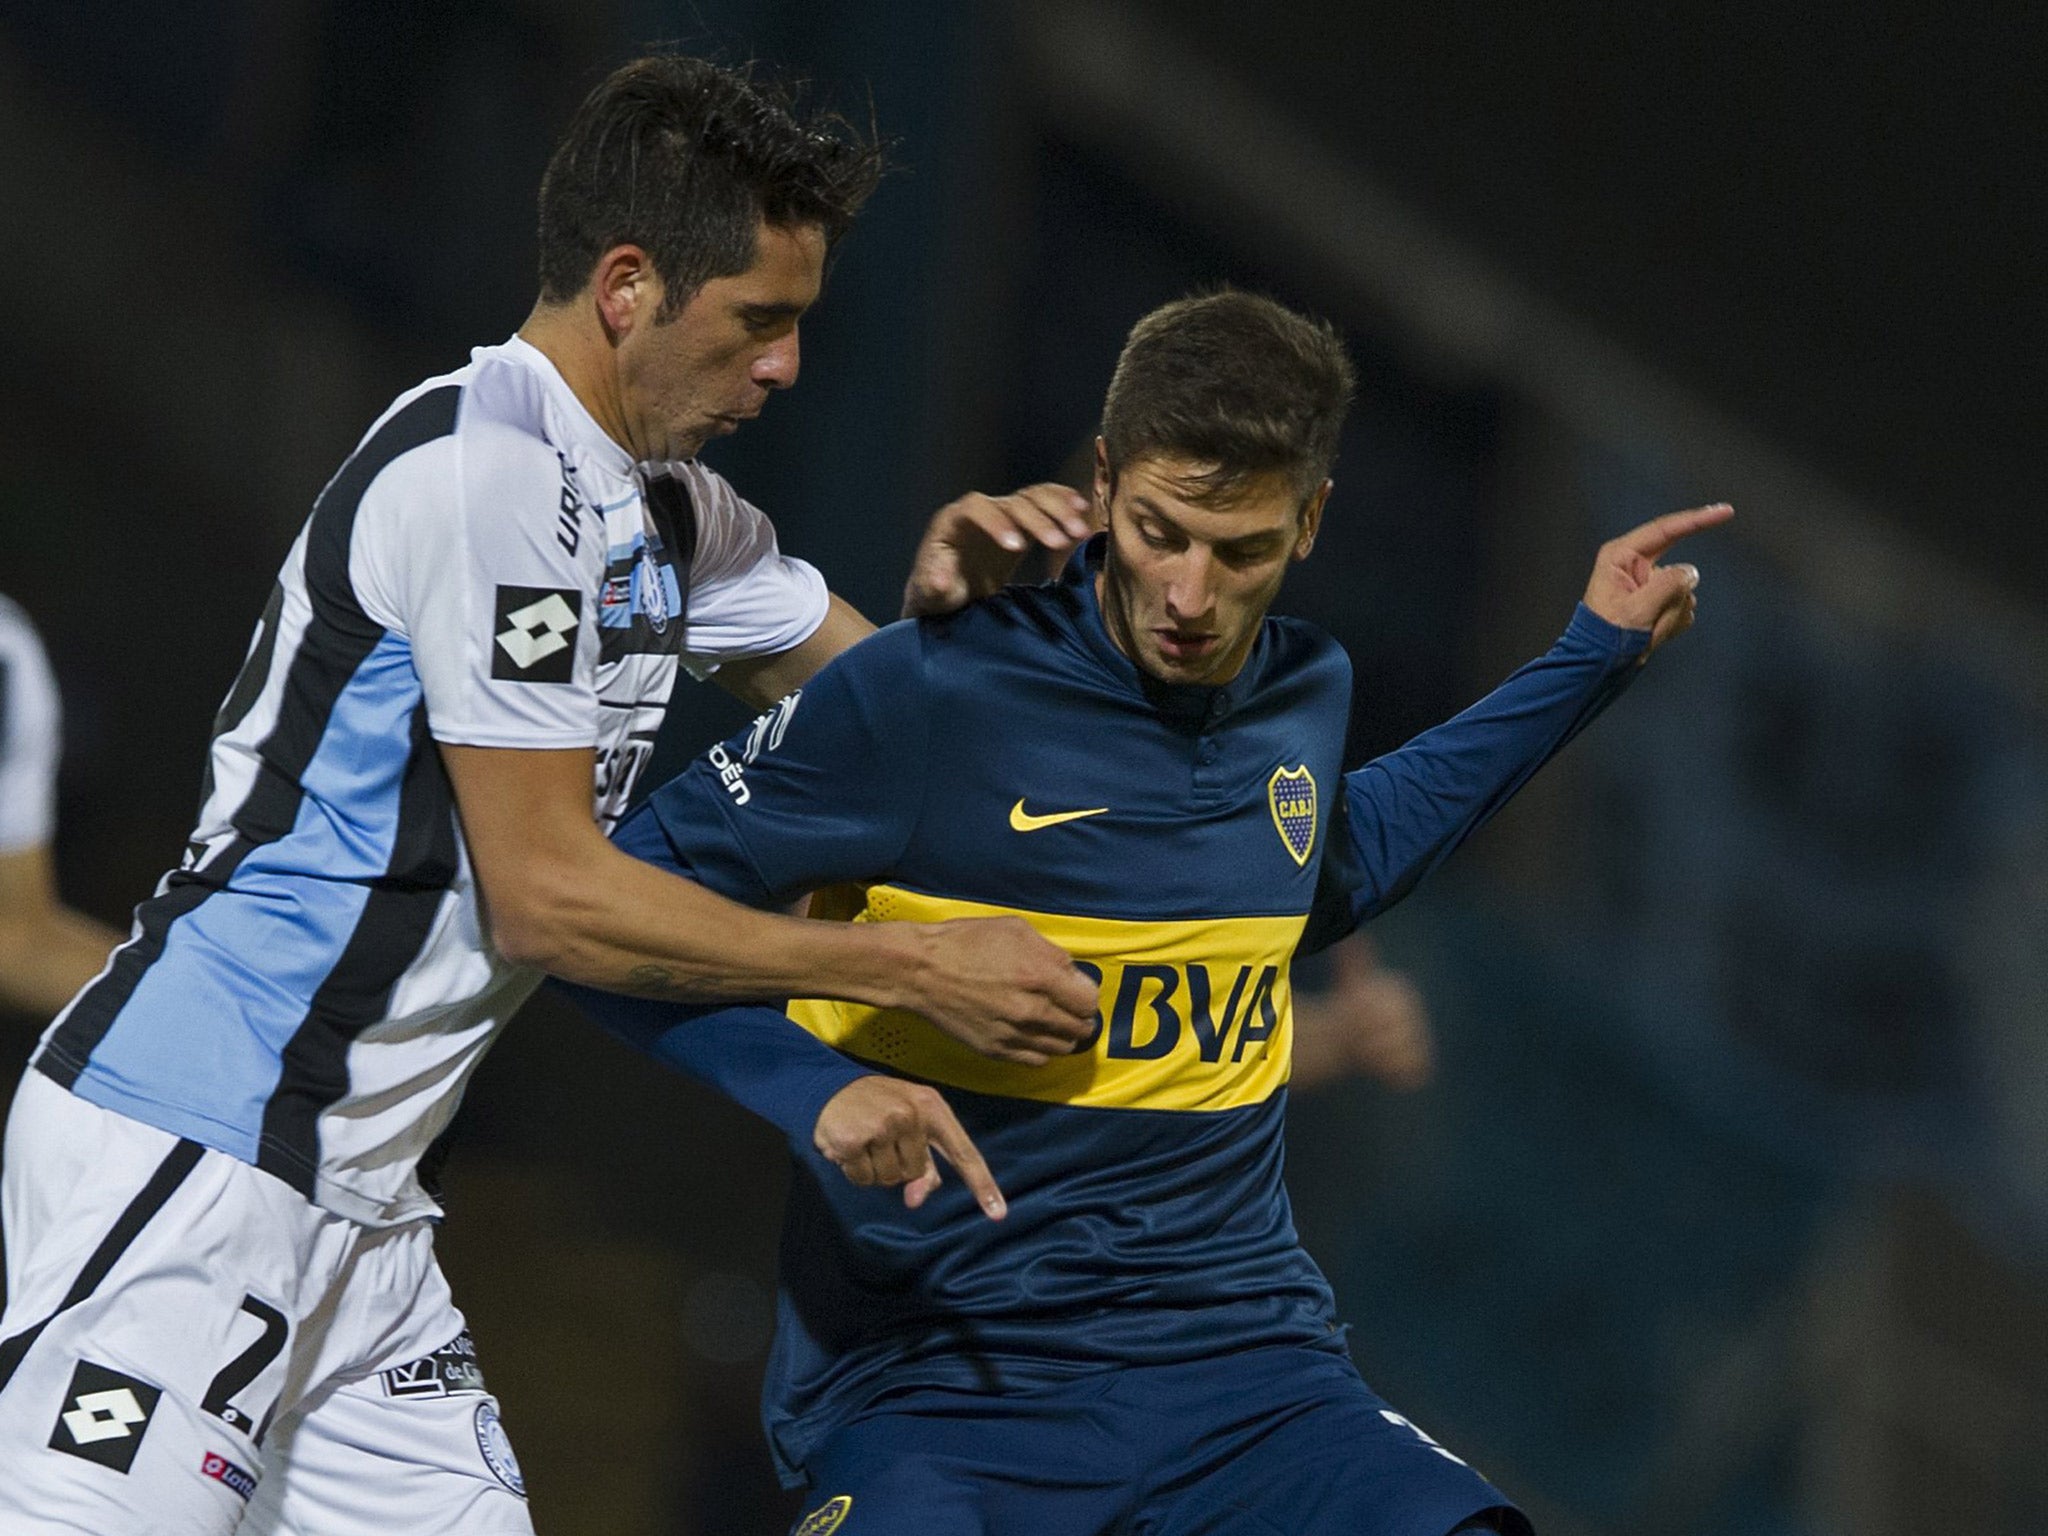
xmin=1293 ymin=480 xmax=1331 ymax=562
xmin=1092 ymin=438 xmax=1114 ymax=518
xmin=591 ymin=244 xmax=659 ymax=342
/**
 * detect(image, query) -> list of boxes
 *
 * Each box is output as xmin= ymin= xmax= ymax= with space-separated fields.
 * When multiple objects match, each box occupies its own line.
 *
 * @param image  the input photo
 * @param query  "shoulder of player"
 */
xmin=344 ymin=365 xmax=570 ymax=539
xmin=915 ymin=579 xmax=1075 ymax=659
xmin=659 ymin=459 xmax=782 ymax=555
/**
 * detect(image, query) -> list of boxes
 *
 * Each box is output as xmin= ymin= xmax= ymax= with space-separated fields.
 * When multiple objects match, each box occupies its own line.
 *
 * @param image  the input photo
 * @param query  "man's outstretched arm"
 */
xmin=1306 ymin=504 xmax=1730 ymax=948
xmin=445 ymin=743 xmax=1097 ymax=1057
xmin=556 ymin=619 xmax=1058 ymax=1217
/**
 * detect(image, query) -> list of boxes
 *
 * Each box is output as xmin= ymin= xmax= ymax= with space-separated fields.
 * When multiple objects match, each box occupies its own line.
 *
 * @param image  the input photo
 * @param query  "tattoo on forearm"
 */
xmin=622 ymin=963 xmax=699 ymax=1000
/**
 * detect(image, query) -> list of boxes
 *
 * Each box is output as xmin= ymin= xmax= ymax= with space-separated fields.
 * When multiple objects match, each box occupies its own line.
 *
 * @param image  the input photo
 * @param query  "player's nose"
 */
xmin=754 ymin=328 xmax=800 ymax=390
xmin=1164 ymin=551 xmax=1218 ymax=621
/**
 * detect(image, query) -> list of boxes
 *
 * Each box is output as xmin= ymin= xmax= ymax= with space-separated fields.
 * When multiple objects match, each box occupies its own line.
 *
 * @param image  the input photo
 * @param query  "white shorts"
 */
xmin=0 ymin=1071 xmax=535 ymax=1536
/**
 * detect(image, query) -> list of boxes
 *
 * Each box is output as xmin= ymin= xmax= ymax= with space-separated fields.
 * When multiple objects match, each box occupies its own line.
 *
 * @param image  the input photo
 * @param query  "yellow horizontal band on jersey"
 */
xmin=788 ymin=885 xmax=1303 ymax=1112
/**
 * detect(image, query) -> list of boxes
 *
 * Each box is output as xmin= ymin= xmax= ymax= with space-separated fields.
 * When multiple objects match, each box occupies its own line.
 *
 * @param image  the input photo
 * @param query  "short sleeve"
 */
xmin=642 ymin=620 xmax=928 ymax=904
xmin=673 ymin=464 xmax=829 ymax=680
xmin=0 ymin=599 xmax=61 ymax=855
xmin=353 ymin=414 xmax=605 ymax=751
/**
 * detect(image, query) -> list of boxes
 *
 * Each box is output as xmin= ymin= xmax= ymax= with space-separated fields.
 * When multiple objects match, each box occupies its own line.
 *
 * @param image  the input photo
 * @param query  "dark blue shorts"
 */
xmin=787 ymin=1345 xmax=1529 ymax=1536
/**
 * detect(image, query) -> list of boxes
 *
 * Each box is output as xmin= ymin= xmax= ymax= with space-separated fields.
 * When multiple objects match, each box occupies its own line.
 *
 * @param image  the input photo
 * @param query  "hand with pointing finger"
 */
xmin=1581 ymin=502 xmax=1734 ymax=658
xmin=813 ymin=1075 xmax=1008 ymax=1220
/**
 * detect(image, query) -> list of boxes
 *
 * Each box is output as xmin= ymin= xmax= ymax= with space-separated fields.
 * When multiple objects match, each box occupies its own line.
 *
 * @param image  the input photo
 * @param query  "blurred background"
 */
xmin=1 ymin=1 xmax=2044 ymax=1531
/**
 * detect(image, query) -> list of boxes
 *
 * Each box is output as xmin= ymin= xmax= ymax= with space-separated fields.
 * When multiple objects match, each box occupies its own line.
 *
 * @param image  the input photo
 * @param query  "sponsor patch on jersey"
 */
xmin=380 ymin=1329 xmax=488 ymax=1399
xmin=790 ymin=887 xmax=1300 ymax=1112
xmin=201 ymin=1449 xmax=259 ymax=1500
xmin=473 ymin=1400 xmax=526 ymax=1497
xmin=492 ymin=586 xmax=581 ymax=682
xmin=1267 ymin=764 xmax=1317 ymax=866
xmin=795 ymin=1494 xmax=852 ymax=1534
xmin=49 ymin=1361 xmax=161 ymax=1473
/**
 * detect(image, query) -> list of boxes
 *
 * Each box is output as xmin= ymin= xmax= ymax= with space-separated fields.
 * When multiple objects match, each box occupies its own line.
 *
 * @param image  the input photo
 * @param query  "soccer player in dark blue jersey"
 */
xmin=566 ymin=291 xmax=1730 ymax=1535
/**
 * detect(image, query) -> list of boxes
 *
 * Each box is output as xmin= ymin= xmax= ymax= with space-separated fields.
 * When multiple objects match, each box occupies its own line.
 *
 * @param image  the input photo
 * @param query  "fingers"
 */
xmin=1047 ymin=962 xmax=1102 ymax=1022
xmin=1007 ymin=483 xmax=1096 ymax=546
xmin=902 ymin=486 xmax=1094 ymax=619
xmin=1649 ymin=585 xmax=1699 ymax=651
xmin=942 ymin=487 xmax=1092 ymax=554
xmin=1612 ymin=502 xmax=1733 ymax=560
xmin=814 ymin=1079 xmax=1006 ymax=1220
xmin=923 ymin=1097 xmax=1007 ymax=1219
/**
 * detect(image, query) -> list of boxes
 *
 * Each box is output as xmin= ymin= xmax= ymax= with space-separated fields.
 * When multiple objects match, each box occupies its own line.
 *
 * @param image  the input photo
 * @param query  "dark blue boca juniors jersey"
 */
xmin=625 ymin=538 xmax=1648 ymax=1482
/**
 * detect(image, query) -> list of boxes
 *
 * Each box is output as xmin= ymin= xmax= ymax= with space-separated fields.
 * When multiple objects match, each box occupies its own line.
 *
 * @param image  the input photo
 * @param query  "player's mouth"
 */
xmin=1152 ymin=629 xmax=1218 ymax=663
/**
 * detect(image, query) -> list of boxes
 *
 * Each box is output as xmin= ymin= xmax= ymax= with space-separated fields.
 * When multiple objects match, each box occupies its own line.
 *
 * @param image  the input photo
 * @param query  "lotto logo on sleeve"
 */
xmin=49 ymin=1361 xmax=161 ymax=1473
xmin=492 ymin=586 xmax=582 ymax=682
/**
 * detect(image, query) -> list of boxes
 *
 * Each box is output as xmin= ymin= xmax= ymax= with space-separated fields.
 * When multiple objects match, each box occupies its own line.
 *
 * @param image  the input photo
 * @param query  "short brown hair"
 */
xmin=1098 ymin=290 xmax=1355 ymax=503
xmin=537 ymin=55 xmax=885 ymax=316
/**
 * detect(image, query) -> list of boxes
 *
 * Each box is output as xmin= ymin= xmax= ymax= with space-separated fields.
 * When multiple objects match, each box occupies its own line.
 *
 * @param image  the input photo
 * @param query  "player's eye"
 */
xmin=1218 ymin=542 xmax=1276 ymax=569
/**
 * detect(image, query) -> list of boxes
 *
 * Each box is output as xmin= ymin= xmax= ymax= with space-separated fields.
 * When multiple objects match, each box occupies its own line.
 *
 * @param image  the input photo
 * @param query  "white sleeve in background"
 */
xmin=675 ymin=464 xmax=830 ymax=680
xmin=0 ymin=596 xmax=62 ymax=855
xmin=352 ymin=419 xmax=604 ymax=750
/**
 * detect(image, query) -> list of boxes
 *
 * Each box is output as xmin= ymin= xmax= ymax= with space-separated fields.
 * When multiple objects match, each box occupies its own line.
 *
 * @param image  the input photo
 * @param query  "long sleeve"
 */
xmin=560 ymin=979 xmax=865 ymax=1147
xmin=1302 ymin=604 xmax=1648 ymax=952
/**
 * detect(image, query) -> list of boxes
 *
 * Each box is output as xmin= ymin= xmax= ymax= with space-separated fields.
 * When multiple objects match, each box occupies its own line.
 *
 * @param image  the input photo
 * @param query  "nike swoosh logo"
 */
xmin=1009 ymin=799 xmax=1110 ymax=832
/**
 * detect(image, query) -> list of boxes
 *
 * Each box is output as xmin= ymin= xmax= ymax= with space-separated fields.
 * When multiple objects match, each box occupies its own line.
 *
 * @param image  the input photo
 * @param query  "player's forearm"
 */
xmin=557 ymin=981 xmax=870 ymax=1143
xmin=490 ymin=832 xmax=931 ymax=1009
xmin=1340 ymin=604 xmax=1645 ymax=920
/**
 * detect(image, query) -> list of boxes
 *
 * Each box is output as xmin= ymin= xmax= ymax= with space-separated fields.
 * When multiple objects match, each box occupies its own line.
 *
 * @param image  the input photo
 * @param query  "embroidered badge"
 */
xmin=1267 ymin=764 xmax=1317 ymax=867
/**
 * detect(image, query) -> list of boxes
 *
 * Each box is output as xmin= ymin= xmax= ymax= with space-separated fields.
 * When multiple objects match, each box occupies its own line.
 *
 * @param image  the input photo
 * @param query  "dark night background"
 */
xmin=1 ymin=3 xmax=2043 ymax=1532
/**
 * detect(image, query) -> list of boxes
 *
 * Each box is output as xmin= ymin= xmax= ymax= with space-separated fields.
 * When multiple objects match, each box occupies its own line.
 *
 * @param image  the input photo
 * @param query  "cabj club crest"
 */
xmin=1267 ymin=764 xmax=1317 ymax=866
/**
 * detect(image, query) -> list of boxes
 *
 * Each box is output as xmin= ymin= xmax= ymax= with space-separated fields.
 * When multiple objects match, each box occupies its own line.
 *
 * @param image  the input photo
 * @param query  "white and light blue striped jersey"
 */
xmin=0 ymin=594 xmax=62 ymax=856
xmin=32 ymin=337 xmax=828 ymax=1226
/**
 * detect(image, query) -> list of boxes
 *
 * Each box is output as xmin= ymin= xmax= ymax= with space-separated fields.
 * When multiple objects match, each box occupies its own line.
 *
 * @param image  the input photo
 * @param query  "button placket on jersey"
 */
xmin=1190 ymin=694 xmax=1231 ymax=800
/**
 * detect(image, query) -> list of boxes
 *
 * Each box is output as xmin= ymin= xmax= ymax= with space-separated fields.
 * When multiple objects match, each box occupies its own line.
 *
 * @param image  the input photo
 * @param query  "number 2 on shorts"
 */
xmin=200 ymin=1296 xmax=290 ymax=1442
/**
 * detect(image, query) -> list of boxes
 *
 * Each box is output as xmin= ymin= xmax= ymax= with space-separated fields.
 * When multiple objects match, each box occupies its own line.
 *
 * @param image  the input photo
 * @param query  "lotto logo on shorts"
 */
xmin=49 ymin=1361 xmax=161 ymax=1474
xmin=795 ymin=1495 xmax=852 ymax=1534
xmin=202 ymin=1450 xmax=258 ymax=1501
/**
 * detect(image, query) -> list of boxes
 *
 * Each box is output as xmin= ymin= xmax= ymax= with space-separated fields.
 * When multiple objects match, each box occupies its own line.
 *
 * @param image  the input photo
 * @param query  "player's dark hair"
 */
xmin=1099 ymin=290 xmax=1356 ymax=505
xmin=536 ymin=54 xmax=885 ymax=317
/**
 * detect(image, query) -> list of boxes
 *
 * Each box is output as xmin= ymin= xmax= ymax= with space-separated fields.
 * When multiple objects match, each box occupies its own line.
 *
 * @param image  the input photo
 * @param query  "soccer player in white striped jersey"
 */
xmin=0 ymin=56 xmax=1097 ymax=1536
xmin=0 ymin=596 xmax=124 ymax=1020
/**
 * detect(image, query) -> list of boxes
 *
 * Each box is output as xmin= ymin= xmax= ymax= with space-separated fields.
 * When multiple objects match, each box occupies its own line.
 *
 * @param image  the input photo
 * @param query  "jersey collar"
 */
xmin=500 ymin=335 xmax=637 ymax=480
